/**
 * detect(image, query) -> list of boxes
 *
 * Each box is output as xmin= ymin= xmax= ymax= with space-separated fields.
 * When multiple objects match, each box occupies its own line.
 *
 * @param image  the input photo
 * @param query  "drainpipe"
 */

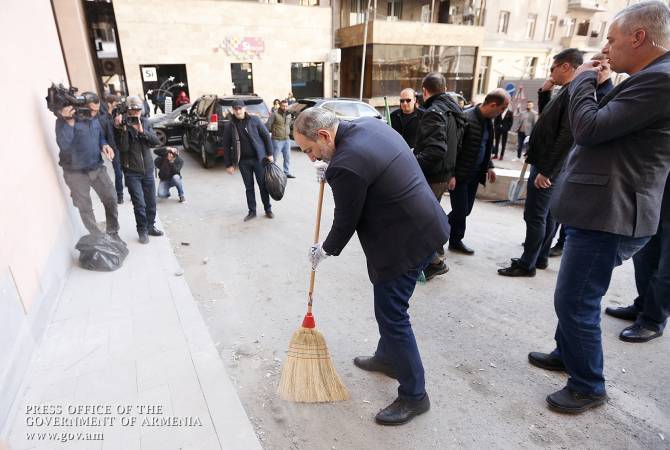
xmin=359 ymin=0 xmax=373 ymax=101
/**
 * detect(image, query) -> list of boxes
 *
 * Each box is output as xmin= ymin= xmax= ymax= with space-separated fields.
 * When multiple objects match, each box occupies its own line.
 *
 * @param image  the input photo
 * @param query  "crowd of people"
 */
xmin=52 ymin=0 xmax=669 ymax=428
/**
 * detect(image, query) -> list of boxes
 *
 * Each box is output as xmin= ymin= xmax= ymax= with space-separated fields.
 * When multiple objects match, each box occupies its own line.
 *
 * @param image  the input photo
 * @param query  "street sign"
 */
xmin=505 ymin=82 xmax=516 ymax=96
xmin=142 ymin=67 xmax=157 ymax=82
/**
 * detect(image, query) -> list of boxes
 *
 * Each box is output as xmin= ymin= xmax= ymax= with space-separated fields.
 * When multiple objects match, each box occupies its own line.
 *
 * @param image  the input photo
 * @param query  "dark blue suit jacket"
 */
xmin=322 ymin=118 xmax=450 ymax=284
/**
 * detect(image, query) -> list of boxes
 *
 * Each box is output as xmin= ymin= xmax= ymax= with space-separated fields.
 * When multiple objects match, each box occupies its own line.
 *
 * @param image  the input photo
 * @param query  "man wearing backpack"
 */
xmin=413 ymin=72 xmax=464 ymax=280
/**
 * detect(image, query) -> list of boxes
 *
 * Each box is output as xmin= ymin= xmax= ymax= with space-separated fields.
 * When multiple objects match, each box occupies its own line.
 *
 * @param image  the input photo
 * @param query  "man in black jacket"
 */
xmin=498 ymin=48 xmax=582 ymax=277
xmin=294 ymin=108 xmax=450 ymax=426
xmin=101 ymin=93 xmax=125 ymax=204
xmin=223 ymin=100 xmax=275 ymax=221
xmin=390 ymin=88 xmax=423 ymax=148
xmin=493 ymin=108 xmax=513 ymax=160
xmin=414 ymin=72 xmax=464 ymax=279
xmin=114 ymin=95 xmax=163 ymax=244
xmin=448 ymin=89 xmax=509 ymax=255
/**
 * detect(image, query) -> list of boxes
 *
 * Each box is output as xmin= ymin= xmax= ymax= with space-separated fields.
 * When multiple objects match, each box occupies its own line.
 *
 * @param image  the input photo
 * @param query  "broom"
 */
xmin=278 ymin=180 xmax=349 ymax=402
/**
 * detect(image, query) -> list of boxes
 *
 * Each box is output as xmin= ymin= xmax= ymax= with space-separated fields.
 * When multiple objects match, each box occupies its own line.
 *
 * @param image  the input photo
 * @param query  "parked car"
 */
xmin=181 ymin=95 xmax=270 ymax=168
xmin=148 ymin=103 xmax=191 ymax=146
xmin=287 ymin=98 xmax=382 ymax=141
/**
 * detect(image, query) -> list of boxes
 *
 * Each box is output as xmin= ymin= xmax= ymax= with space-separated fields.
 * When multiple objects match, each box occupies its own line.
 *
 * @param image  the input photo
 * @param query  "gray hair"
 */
xmin=293 ymin=108 xmax=339 ymax=140
xmin=614 ymin=0 xmax=670 ymax=49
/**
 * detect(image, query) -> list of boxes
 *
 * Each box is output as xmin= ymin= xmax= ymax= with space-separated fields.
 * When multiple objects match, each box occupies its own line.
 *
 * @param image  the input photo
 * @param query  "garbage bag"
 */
xmin=264 ymin=159 xmax=287 ymax=201
xmin=75 ymin=233 xmax=129 ymax=272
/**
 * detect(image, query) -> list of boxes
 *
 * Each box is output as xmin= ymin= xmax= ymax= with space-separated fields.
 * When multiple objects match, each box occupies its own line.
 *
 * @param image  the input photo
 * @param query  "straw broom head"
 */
xmin=278 ymin=314 xmax=349 ymax=403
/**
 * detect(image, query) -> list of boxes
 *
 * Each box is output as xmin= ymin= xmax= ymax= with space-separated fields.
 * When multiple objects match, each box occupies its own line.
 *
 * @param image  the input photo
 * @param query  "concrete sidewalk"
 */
xmin=5 ymin=196 xmax=261 ymax=450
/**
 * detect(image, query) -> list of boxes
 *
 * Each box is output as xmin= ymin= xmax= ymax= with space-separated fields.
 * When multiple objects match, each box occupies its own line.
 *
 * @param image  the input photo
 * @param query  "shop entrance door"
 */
xmin=231 ymin=63 xmax=254 ymax=95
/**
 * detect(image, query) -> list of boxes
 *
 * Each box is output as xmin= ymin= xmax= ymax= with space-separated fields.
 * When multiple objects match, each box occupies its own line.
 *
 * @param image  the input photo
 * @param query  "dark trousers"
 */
xmin=518 ymin=166 xmax=555 ymax=270
xmin=448 ymin=177 xmax=479 ymax=243
xmin=633 ymin=222 xmax=670 ymax=332
xmin=517 ymin=132 xmax=526 ymax=159
xmin=239 ymin=158 xmax=271 ymax=214
xmin=555 ymin=224 xmax=566 ymax=248
xmin=550 ymin=227 xmax=649 ymax=395
xmin=373 ymin=253 xmax=433 ymax=401
xmin=429 ymin=182 xmax=449 ymax=263
xmin=125 ymin=171 xmax=157 ymax=234
xmin=493 ymin=130 xmax=508 ymax=159
xmin=111 ymin=154 xmax=124 ymax=198
xmin=62 ymin=166 xmax=119 ymax=234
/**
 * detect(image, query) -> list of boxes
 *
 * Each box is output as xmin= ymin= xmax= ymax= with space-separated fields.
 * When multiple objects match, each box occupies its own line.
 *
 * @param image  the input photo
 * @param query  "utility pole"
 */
xmin=359 ymin=0 xmax=373 ymax=101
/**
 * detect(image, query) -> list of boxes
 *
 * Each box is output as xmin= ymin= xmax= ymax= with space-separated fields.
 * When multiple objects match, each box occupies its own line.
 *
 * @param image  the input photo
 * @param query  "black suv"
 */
xmin=181 ymin=95 xmax=270 ymax=168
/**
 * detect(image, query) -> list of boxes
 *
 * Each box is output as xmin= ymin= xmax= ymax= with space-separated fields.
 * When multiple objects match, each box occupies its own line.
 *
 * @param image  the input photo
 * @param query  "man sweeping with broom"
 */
xmin=292 ymin=108 xmax=450 ymax=425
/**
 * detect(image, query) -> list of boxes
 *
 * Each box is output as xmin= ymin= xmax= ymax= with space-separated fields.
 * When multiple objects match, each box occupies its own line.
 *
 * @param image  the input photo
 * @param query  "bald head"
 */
xmin=399 ymin=88 xmax=418 ymax=113
xmin=480 ymin=88 xmax=511 ymax=119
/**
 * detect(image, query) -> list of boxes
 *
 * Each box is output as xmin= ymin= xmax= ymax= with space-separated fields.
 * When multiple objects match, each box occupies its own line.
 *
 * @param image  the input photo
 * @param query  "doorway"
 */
xmin=139 ymin=64 xmax=189 ymax=114
xmin=231 ymin=63 xmax=254 ymax=95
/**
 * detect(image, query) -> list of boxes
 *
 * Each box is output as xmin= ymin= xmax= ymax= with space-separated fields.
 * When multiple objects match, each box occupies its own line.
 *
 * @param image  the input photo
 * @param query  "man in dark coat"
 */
xmin=222 ymin=99 xmax=275 ymax=221
xmin=294 ymin=108 xmax=450 ymax=426
xmin=448 ymin=89 xmax=509 ymax=254
xmin=413 ymin=72 xmax=465 ymax=280
xmin=528 ymin=1 xmax=670 ymax=414
xmin=492 ymin=108 xmax=513 ymax=160
xmin=498 ymin=48 xmax=583 ymax=277
xmin=390 ymin=88 xmax=423 ymax=148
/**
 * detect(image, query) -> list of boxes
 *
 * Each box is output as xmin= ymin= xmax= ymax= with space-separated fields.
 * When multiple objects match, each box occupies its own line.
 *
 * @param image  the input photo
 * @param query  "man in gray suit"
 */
xmin=528 ymin=0 xmax=670 ymax=414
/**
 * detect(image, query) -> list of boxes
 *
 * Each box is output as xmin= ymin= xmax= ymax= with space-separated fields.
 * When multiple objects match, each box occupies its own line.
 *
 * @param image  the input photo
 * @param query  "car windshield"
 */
xmin=322 ymin=101 xmax=377 ymax=119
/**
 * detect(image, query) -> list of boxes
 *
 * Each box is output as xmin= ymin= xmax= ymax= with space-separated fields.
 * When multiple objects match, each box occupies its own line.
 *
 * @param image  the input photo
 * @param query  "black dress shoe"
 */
xmin=138 ymin=233 xmax=149 ymax=244
xmin=511 ymin=257 xmax=547 ymax=270
xmin=265 ymin=211 xmax=274 ymax=219
xmin=549 ymin=245 xmax=563 ymax=257
xmin=117 ymin=195 xmax=124 ymax=205
xmin=449 ymin=240 xmax=475 ymax=255
xmin=546 ymin=387 xmax=607 ymax=414
xmin=375 ymin=395 xmax=430 ymax=426
xmin=353 ymin=356 xmax=397 ymax=379
xmin=286 ymin=174 xmax=296 ymax=179
xmin=498 ymin=260 xmax=535 ymax=277
xmin=619 ymin=323 xmax=663 ymax=343
xmin=605 ymin=304 xmax=639 ymax=321
xmin=528 ymin=352 xmax=565 ymax=372
xmin=148 ymin=227 xmax=164 ymax=237
xmin=243 ymin=212 xmax=257 ymax=222
xmin=424 ymin=262 xmax=449 ymax=280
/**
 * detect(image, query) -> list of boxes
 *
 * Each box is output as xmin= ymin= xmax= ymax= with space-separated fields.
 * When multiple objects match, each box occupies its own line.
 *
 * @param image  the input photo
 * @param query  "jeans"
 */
xmin=111 ymin=154 xmax=124 ymax=198
xmin=633 ymin=222 xmax=670 ymax=332
xmin=448 ymin=177 xmax=479 ymax=243
xmin=517 ymin=132 xmax=526 ymax=159
xmin=494 ymin=130 xmax=508 ymax=159
xmin=62 ymin=166 xmax=119 ymax=234
xmin=238 ymin=158 xmax=271 ymax=213
xmin=373 ymin=252 xmax=434 ymax=401
xmin=550 ymin=227 xmax=649 ymax=395
xmin=518 ymin=166 xmax=556 ymax=270
xmin=125 ymin=171 xmax=157 ymax=234
xmin=157 ymin=174 xmax=185 ymax=198
xmin=272 ymin=139 xmax=291 ymax=175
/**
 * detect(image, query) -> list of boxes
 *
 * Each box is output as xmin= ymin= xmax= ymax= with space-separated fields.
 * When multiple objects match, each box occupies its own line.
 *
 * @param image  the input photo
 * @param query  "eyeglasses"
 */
xmin=399 ymin=99 xmax=413 ymax=104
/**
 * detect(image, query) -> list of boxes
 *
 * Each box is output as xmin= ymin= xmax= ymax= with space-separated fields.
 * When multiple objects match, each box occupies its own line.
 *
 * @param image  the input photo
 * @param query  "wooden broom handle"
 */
xmin=307 ymin=180 xmax=326 ymax=311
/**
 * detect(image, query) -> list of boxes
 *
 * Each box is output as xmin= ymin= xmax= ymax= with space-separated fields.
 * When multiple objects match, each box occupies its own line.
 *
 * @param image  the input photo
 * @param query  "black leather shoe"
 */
xmin=138 ymin=233 xmax=149 ymax=244
xmin=265 ymin=211 xmax=274 ymax=219
xmin=528 ymin=352 xmax=565 ymax=372
xmin=546 ymin=387 xmax=607 ymax=414
xmin=353 ymin=356 xmax=397 ymax=379
xmin=549 ymin=245 xmax=563 ymax=257
xmin=424 ymin=262 xmax=449 ymax=280
xmin=605 ymin=304 xmax=639 ymax=321
xmin=286 ymin=174 xmax=296 ymax=179
xmin=117 ymin=195 xmax=124 ymax=205
xmin=243 ymin=212 xmax=257 ymax=222
xmin=498 ymin=260 xmax=535 ymax=277
xmin=375 ymin=395 xmax=430 ymax=426
xmin=449 ymin=240 xmax=475 ymax=255
xmin=148 ymin=227 xmax=164 ymax=237
xmin=619 ymin=323 xmax=663 ymax=343
xmin=511 ymin=257 xmax=547 ymax=270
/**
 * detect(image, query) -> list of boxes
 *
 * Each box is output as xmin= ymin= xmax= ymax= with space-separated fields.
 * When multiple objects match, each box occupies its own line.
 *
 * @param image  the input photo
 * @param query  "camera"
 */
xmin=111 ymin=100 xmax=141 ymax=126
xmin=45 ymin=83 xmax=94 ymax=119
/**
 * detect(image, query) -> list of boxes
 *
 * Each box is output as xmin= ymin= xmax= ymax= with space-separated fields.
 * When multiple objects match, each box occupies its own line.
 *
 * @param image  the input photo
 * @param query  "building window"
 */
xmin=525 ymin=14 xmax=538 ymax=40
xmin=576 ymin=19 xmax=590 ymax=36
xmin=498 ymin=10 xmax=510 ymax=34
xmin=386 ymin=0 xmax=401 ymax=20
xmin=565 ymin=18 xmax=576 ymax=37
xmin=524 ymin=57 xmax=538 ymax=79
xmin=598 ymin=21 xmax=607 ymax=38
xmin=231 ymin=63 xmax=254 ymax=95
xmin=477 ymin=56 xmax=491 ymax=95
xmin=299 ymin=0 xmax=319 ymax=5
xmin=349 ymin=0 xmax=365 ymax=25
xmin=546 ymin=16 xmax=557 ymax=40
xmin=291 ymin=62 xmax=324 ymax=98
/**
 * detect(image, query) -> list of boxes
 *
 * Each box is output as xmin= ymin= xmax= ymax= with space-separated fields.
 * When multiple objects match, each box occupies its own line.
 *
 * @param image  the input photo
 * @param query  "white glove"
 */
xmin=314 ymin=161 xmax=328 ymax=183
xmin=308 ymin=242 xmax=329 ymax=270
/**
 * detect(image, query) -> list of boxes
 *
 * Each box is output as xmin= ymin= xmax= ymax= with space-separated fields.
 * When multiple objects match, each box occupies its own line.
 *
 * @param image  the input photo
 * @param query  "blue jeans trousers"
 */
xmin=125 ymin=171 xmax=157 ymax=234
xmin=157 ymin=174 xmax=185 ymax=198
xmin=633 ymin=222 xmax=670 ymax=332
xmin=272 ymin=139 xmax=291 ymax=175
xmin=550 ymin=227 xmax=649 ymax=395
xmin=373 ymin=253 xmax=434 ymax=401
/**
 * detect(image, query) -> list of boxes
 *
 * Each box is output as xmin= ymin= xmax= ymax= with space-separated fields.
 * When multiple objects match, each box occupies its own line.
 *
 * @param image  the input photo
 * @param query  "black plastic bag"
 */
xmin=75 ymin=233 xmax=129 ymax=272
xmin=264 ymin=159 xmax=287 ymax=201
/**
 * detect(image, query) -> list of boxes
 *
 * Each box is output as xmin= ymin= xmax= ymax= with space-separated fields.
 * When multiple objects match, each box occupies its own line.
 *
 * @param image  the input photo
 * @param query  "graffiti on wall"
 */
xmin=214 ymin=37 xmax=265 ymax=59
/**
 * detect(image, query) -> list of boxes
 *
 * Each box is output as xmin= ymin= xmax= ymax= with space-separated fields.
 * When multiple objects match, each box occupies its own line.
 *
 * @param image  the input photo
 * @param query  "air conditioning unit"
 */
xmin=100 ymin=58 xmax=121 ymax=76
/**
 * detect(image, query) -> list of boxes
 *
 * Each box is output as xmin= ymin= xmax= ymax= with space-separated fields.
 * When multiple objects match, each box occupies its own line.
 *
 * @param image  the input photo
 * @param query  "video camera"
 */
xmin=45 ymin=83 xmax=94 ymax=119
xmin=111 ymin=100 xmax=141 ymax=126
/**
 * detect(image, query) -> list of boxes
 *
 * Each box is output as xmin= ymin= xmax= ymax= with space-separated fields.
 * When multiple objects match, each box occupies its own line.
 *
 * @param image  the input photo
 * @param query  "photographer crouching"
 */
xmin=55 ymin=97 xmax=120 ymax=238
xmin=113 ymin=96 xmax=163 ymax=244
xmin=154 ymin=147 xmax=186 ymax=203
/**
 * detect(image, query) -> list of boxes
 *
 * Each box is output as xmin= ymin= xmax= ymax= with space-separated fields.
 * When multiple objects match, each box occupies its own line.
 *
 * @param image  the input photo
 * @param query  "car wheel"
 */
xmin=201 ymin=143 xmax=215 ymax=169
xmin=182 ymin=133 xmax=190 ymax=151
xmin=156 ymin=129 xmax=167 ymax=146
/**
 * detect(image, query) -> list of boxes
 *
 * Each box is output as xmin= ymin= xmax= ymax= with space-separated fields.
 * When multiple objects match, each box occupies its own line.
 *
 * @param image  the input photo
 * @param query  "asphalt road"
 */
xmin=157 ymin=146 xmax=669 ymax=450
